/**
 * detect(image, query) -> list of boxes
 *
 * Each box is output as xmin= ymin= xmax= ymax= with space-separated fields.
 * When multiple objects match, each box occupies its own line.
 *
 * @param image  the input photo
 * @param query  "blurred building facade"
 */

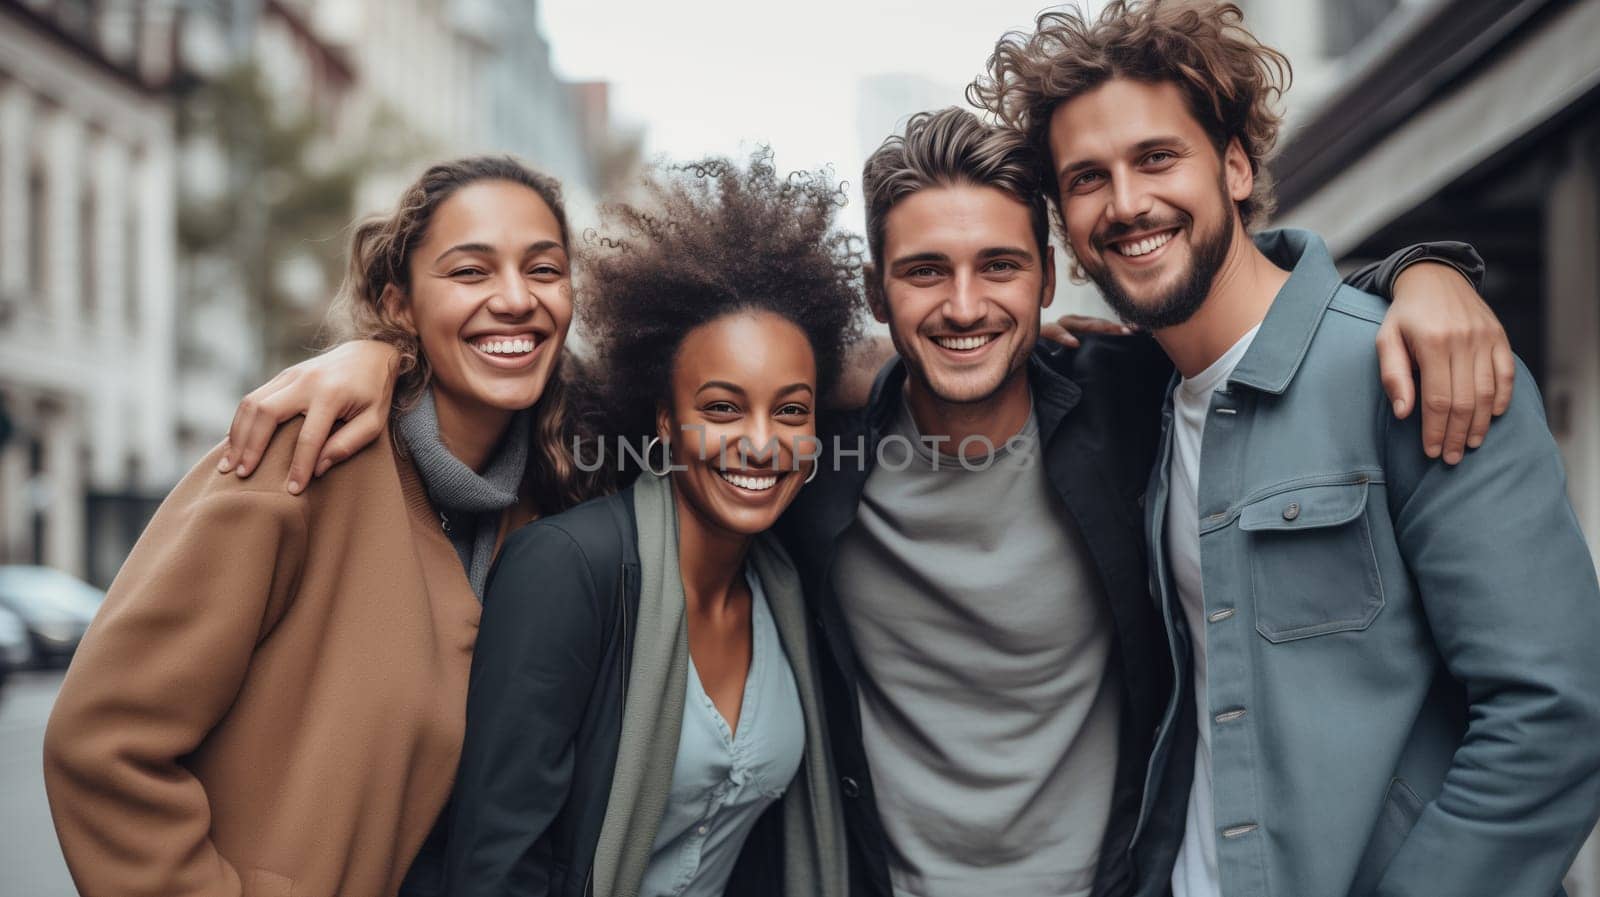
xmin=0 ymin=0 xmax=618 ymax=586
xmin=0 ymin=0 xmax=181 ymax=587
xmin=1250 ymin=0 xmax=1600 ymax=891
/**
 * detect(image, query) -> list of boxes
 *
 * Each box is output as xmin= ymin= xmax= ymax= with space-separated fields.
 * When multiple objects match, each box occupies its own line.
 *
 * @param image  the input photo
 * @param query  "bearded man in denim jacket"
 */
xmin=974 ymin=3 xmax=1600 ymax=896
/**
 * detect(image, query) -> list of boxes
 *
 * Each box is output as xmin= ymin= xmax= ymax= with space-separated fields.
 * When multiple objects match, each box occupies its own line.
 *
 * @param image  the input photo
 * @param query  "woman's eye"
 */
xmin=776 ymin=404 xmax=811 ymax=417
xmin=450 ymin=267 xmax=486 ymax=278
xmin=527 ymin=264 xmax=562 ymax=278
xmin=704 ymin=401 xmax=738 ymax=414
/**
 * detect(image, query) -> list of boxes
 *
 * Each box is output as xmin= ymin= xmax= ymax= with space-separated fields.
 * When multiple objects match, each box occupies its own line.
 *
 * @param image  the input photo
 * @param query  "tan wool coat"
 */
xmin=44 ymin=421 xmax=528 ymax=897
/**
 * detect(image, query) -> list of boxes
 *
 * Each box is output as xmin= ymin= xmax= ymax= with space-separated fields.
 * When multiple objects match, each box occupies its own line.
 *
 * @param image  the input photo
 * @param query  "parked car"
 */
xmin=0 ymin=604 xmax=32 ymax=671
xmin=0 ymin=604 xmax=28 ymax=693
xmin=0 ymin=565 xmax=105 ymax=667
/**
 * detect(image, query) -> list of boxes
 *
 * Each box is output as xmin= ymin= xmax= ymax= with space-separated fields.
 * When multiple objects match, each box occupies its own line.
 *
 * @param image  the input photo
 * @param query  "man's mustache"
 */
xmin=1093 ymin=213 xmax=1191 ymax=251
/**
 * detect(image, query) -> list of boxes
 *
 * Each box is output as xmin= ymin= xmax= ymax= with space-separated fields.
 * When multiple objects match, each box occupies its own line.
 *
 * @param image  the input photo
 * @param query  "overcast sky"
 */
xmin=536 ymin=1 xmax=1103 ymax=232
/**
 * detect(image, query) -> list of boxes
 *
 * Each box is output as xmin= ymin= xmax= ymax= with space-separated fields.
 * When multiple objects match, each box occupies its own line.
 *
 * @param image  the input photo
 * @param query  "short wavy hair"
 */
xmin=861 ymin=107 xmax=1050 ymax=311
xmin=969 ymin=0 xmax=1292 ymax=229
xmin=582 ymin=150 xmax=866 ymax=446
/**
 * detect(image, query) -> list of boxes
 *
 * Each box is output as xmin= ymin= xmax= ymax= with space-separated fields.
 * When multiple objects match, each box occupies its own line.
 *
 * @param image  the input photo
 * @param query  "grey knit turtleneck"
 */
xmin=397 ymin=388 xmax=530 ymax=598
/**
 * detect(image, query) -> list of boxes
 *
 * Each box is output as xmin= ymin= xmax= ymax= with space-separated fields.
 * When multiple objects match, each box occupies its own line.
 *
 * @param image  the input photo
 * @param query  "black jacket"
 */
xmin=406 ymin=487 xmax=787 ymax=897
xmin=775 ymin=338 xmax=1174 ymax=897
xmin=771 ymin=239 xmax=1487 ymax=897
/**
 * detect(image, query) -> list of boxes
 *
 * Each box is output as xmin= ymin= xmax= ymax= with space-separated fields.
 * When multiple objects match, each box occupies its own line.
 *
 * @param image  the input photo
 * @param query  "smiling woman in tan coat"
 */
xmin=41 ymin=156 xmax=598 ymax=897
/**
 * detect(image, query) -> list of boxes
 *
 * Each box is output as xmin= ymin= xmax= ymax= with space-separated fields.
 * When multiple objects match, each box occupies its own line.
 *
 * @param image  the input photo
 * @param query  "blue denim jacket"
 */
xmin=1138 ymin=230 xmax=1600 ymax=897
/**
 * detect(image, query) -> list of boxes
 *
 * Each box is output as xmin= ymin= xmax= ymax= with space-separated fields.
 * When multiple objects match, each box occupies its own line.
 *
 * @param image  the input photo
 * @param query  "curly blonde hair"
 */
xmin=969 ymin=0 xmax=1292 ymax=229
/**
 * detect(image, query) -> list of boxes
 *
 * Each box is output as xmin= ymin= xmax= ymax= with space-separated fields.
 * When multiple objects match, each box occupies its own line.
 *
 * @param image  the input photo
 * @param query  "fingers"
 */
xmin=222 ymin=379 xmax=298 ymax=478
xmin=1491 ymin=334 xmax=1515 ymax=418
xmin=1057 ymin=314 xmax=1134 ymax=336
xmin=286 ymin=404 xmax=338 ymax=495
xmin=314 ymin=409 xmax=387 ymax=480
xmin=1416 ymin=335 xmax=1451 ymax=461
xmin=1439 ymin=347 xmax=1476 ymax=465
xmin=1041 ymin=322 xmax=1080 ymax=348
xmin=1375 ymin=321 xmax=1414 ymax=419
xmin=1465 ymin=344 xmax=1497 ymax=451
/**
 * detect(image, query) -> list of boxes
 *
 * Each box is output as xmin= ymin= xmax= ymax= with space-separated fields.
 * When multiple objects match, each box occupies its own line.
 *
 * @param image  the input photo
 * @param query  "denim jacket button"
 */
xmin=1282 ymin=502 xmax=1301 ymax=521
xmin=841 ymin=776 xmax=861 ymax=798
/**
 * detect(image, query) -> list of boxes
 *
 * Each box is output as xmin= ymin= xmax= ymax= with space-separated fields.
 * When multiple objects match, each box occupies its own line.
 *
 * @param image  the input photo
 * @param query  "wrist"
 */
xmin=1394 ymin=257 xmax=1473 ymax=292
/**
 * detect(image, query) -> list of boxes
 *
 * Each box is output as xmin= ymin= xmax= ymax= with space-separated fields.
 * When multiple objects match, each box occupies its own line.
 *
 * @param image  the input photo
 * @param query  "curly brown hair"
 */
xmin=581 ymin=150 xmax=866 ymax=450
xmin=968 ymin=0 xmax=1292 ymax=230
xmin=326 ymin=155 xmax=607 ymax=514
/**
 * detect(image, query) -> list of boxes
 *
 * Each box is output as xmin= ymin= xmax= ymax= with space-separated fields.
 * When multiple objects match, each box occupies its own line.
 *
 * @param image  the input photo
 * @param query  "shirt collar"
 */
xmin=1227 ymin=228 xmax=1347 ymax=396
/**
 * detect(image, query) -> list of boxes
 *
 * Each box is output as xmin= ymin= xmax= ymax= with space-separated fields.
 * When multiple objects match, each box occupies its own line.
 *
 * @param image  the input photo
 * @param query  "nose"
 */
xmin=1106 ymin=171 xmax=1154 ymax=225
xmin=486 ymin=265 xmax=536 ymax=318
xmin=942 ymin=270 xmax=986 ymax=329
xmin=737 ymin=419 xmax=780 ymax=468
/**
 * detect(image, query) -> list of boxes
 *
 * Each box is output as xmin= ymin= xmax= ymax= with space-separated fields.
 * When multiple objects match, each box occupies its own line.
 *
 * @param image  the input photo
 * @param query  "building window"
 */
xmin=1323 ymin=0 xmax=1400 ymax=58
xmin=80 ymin=188 xmax=95 ymax=321
xmin=27 ymin=163 xmax=46 ymax=305
xmin=125 ymin=206 xmax=138 ymax=334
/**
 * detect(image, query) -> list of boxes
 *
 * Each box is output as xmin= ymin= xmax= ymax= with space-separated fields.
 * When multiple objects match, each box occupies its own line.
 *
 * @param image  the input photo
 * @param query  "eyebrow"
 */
xmin=433 ymin=239 xmax=564 ymax=265
xmin=889 ymin=246 xmax=1032 ymax=267
xmin=1057 ymin=135 xmax=1188 ymax=179
xmin=696 ymin=381 xmax=814 ymax=397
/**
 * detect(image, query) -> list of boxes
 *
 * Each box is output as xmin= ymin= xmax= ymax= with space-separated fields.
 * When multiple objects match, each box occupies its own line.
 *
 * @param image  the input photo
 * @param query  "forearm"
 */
xmin=1344 ymin=241 xmax=1486 ymax=296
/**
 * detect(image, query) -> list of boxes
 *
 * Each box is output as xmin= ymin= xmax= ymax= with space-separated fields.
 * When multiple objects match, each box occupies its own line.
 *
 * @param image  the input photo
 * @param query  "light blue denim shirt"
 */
xmin=1135 ymin=230 xmax=1600 ymax=897
xmin=640 ymin=567 xmax=805 ymax=897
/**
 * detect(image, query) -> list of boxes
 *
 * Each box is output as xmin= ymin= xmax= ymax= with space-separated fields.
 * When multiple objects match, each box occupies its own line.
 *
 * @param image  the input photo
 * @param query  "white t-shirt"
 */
xmin=1168 ymin=324 xmax=1260 ymax=897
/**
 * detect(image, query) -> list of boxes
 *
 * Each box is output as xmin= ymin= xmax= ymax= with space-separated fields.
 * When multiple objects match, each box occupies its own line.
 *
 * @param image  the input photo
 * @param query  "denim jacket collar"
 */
xmin=1228 ymin=228 xmax=1347 ymax=396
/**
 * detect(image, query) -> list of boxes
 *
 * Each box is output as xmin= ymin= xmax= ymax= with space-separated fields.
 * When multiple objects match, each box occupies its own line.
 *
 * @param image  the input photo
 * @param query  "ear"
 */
xmin=654 ymin=402 xmax=673 ymax=445
xmin=381 ymin=283 xmax=415 ymax=334
xmin=864 ymin=263 xmax=890 ymax=325
xmin=1040 ymin=246 xmax=1058 ymax=310
xmin=1223 ymin=137 xmax=1254 ymax=204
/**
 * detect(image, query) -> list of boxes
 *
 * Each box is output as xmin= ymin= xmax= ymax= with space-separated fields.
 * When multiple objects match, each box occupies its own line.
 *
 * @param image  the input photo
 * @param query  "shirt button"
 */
xmin=1282 ymin=502 xmax=1301 ymax=521
xmin=840 ymin=776 xmax=861 ymax=798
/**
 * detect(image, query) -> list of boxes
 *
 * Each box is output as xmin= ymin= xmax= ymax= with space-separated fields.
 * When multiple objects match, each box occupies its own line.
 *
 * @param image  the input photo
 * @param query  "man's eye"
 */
xmin=1069 ymin=171 xmax=1103 ymax=191
xmin=1145 ymin=151 xmax=1175 ymax=165
xmin=987 ymin=260 xmax=1020 ymax=272
xmin=907 ymin=266 xmax=940 ymax=278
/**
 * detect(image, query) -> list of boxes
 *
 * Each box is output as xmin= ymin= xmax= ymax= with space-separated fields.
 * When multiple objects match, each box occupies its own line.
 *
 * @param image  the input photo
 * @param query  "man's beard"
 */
xmin=1084 ymin=198 xmax=1234 ymax=332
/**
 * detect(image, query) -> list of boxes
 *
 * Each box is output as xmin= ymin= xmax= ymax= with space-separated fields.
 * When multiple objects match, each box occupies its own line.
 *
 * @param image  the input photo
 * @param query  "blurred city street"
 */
xmin=0 ymin=671 xmax=75 ymax=897
xmin=2 ymin=0 xmax=1600 ymax=894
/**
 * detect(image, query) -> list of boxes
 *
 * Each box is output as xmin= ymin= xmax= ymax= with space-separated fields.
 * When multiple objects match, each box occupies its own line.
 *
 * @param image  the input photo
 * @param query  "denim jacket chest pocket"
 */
xmin=1237 ymin=479 xmax=1385 ymax=643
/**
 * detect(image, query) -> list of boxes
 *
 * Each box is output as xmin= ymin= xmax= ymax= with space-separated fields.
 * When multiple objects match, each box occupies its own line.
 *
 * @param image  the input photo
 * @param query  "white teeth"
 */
xmin=934 ymin=334 xmax=996 ymax=351
xmin=718 ymin=470 xmax=780 ymax=491
xmin=1116 ymin=230 xmax=1175 ymax=257
xmin=474 ymin=337 xmax=535 ymax=355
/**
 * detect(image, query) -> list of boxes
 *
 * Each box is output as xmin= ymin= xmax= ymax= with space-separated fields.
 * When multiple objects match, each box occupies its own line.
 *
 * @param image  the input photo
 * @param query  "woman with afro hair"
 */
xmin=438 ymin=151 xmax=863 ymax=897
